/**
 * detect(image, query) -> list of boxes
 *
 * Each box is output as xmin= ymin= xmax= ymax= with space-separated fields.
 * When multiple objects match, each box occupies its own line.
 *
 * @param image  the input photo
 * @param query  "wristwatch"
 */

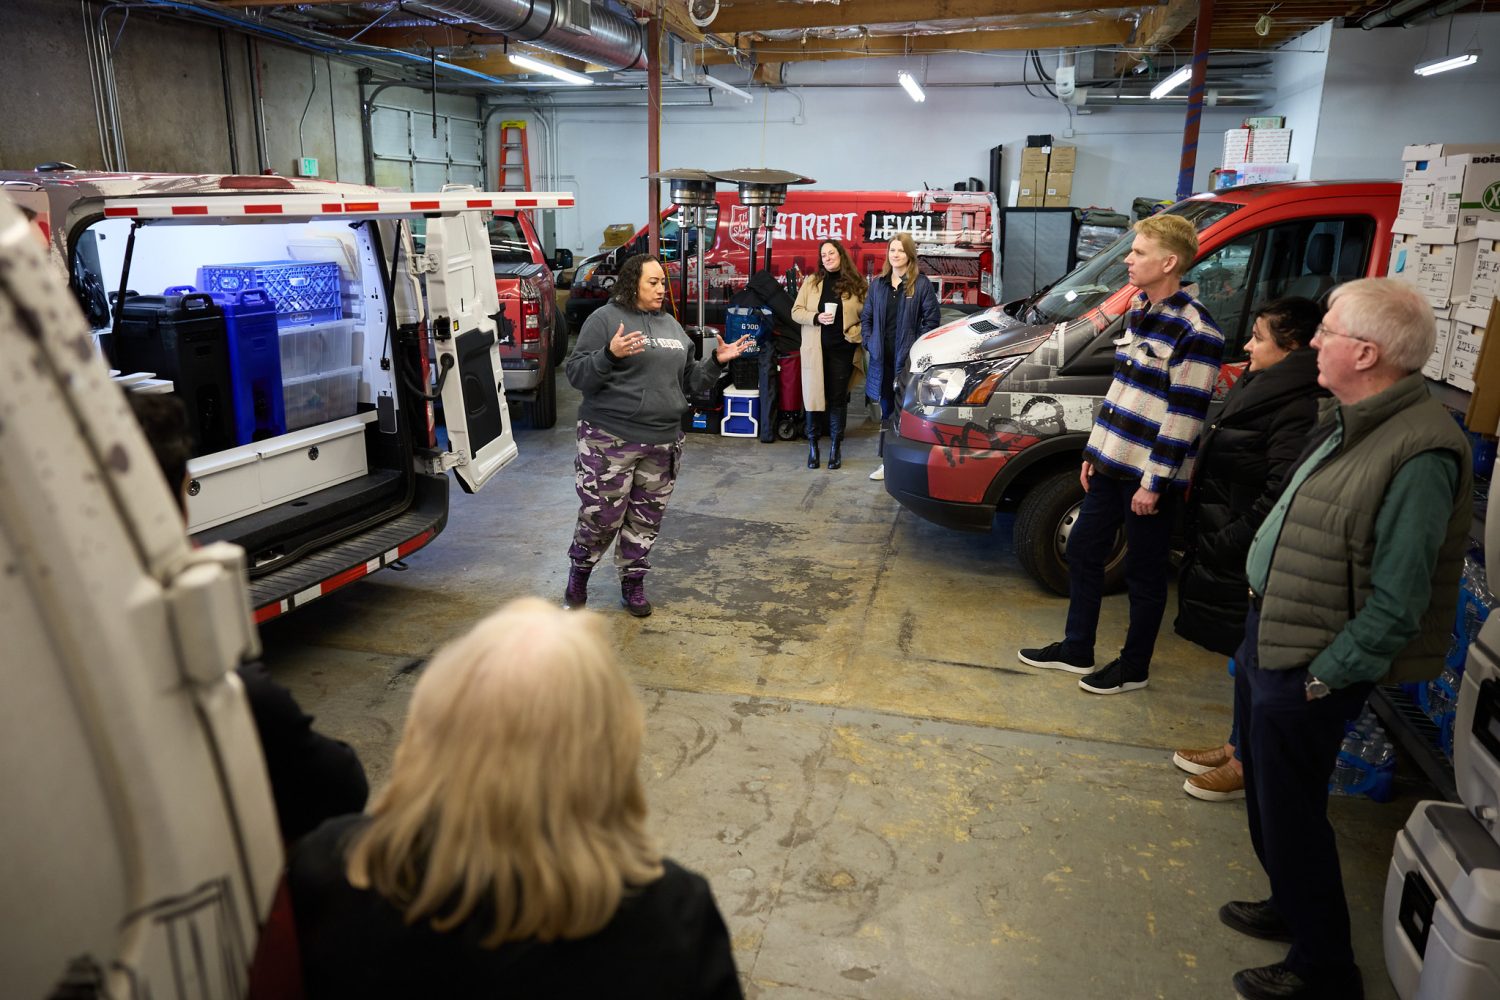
xmin=1305 ymin=675 xmax=1331 ymax=700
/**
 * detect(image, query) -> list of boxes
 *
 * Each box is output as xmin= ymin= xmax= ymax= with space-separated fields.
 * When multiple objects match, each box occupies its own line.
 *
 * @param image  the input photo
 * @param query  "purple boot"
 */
xmin=621 ymin=575 xmax=652 ymax=617
xmin=564 ymin=565 xmax=590 ymax=608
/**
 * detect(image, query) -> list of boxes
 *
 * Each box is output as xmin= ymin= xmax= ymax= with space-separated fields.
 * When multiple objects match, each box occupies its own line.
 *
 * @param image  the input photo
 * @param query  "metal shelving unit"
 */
xmin=1370 ymin=685 xmax=1459 ymax=802
xmin=1369 ymin=378 xmax=1488 ymax=803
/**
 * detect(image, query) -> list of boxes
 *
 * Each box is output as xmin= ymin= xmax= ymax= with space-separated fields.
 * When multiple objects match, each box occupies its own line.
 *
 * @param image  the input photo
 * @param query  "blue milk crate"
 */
xmin=197 ymin=260 xmax=342 ymax=326
xmin=167 ymin=286 xmax=287 ymax=444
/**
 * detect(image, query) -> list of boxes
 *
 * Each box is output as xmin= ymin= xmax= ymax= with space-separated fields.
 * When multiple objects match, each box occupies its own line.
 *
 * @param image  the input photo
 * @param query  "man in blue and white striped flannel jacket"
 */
xmin=1018 ymin=214 xmax=1226 ymax=695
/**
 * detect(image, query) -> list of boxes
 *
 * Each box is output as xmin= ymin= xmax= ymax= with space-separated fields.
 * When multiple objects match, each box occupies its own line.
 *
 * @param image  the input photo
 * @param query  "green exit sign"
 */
xmin=296 ymin=156 xmax=319 ymax=177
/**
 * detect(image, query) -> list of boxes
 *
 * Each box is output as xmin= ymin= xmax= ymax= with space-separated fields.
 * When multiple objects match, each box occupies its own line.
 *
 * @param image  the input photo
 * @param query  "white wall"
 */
xmin=1309 ymin=13 xmax=1500 ymax=181
xmin=258 ymin=45 xmax=368 ymax=185
xmin=1266 ymin=21 xmax=1331 ymax=179
xmin=519 ymin=53 xmax=1248 ymax=255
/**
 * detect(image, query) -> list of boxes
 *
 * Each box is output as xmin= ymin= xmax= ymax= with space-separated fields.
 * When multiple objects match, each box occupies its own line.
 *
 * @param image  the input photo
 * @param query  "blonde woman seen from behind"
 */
xmin=791 ymin=239 xmax=867 ymax=470
xmin=289 ymin=597 xmax=743 ymax=1000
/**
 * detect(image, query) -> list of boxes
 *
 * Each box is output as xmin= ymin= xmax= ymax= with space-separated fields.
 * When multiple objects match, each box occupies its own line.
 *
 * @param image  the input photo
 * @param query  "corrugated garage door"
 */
xmin=370 ymin=105 xmax=483 ymax=192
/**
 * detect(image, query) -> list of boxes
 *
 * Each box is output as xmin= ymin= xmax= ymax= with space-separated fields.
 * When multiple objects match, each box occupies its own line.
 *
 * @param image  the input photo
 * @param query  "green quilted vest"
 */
xmin=1257 ymin=373 xmax=1473 ymax=683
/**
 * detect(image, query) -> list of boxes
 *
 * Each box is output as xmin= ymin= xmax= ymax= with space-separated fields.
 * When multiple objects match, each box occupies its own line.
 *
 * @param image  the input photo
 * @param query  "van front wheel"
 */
xmin=1013 ymin=469 xmax=1126 ymax=596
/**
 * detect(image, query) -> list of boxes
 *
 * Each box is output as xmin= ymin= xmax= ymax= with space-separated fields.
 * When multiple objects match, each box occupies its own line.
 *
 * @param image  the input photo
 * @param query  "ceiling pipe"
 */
xmin=1397 ymin=0 xmax=1478 ymax=26
xmin=1085 ymin=90 xmax=1270 ymax=106
xmin=398 ymin=1 xmax=647 ymax=70
xmin=1358 ymin=0 xmax=1465 ymax=30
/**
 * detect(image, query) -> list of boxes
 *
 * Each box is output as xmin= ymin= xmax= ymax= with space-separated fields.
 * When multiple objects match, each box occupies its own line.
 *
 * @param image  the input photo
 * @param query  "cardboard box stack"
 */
xmin=1017 ymin=145 xmax=1048 ymax=208
xmin=1391 ymin=142 xmax=1500 ymax=393
xmin=1045 ymin=144 xmax=1075 ymax=208
xmin=1017 ymin=143 xmax=1075 ymax=208
xmin=1220 ymin=117 xmax=1296 ymax=187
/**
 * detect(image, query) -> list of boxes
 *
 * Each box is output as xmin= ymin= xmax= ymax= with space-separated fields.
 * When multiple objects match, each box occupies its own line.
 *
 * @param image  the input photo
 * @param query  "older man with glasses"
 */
xmin=1218 ymin=278 xmax=1472 ymax=1000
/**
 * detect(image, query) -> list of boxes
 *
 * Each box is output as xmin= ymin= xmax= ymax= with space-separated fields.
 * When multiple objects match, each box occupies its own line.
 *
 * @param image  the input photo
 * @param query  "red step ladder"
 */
xmin=498 ymin=120 xmax=531 ymax=193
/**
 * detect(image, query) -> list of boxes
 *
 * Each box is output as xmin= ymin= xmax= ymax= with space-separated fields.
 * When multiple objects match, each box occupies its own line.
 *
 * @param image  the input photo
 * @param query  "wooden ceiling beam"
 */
xmin=701 ymin=21 xmax=1134 ymax=64
xmin=712 ymin=0 xmax=1155 ymax=34
xmin=1114 ymin=0 xmax=1200 ymax=74
xmin=650 ymin=2 xmax=709 ymax=46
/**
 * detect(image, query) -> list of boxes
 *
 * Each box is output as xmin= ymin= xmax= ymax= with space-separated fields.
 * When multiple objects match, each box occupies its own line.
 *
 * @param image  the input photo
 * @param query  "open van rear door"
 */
xmin=425 ymin=206 xmax=516 ymax=492
xmin=67 ymin=184 xmax=573 ymax=493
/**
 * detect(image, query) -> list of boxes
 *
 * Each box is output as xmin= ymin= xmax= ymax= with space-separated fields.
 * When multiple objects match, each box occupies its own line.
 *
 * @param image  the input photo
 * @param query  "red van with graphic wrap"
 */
xmin=884 ymin=181 xmax=1402 ymax=594
xmin=566 ymin=188 xmax=999 ymax=333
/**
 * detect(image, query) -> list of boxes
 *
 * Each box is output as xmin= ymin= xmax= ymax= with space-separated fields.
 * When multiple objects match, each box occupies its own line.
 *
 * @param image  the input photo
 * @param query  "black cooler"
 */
xmin=112 ymin=292 xmax=235 ymax=456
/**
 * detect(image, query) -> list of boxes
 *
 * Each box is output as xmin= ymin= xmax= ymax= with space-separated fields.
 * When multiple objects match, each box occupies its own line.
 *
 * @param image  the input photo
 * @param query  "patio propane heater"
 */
xmin=646 ymin=169 xmax=718 ymax=336
xmin=708 ymin=168 xmax=814 ymax=277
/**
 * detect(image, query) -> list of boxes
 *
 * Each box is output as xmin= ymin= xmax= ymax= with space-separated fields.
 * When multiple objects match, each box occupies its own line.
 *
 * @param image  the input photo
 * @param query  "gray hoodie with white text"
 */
xmin=565 ymin=300 xmax=725 ymax=444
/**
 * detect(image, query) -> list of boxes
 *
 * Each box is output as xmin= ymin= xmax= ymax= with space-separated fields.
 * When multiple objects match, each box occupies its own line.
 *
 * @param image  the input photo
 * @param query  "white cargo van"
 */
xmin=0 ymin=190 xmax=285 ymax=997
xmin=1 ymin=168 xmax=573 ymax=622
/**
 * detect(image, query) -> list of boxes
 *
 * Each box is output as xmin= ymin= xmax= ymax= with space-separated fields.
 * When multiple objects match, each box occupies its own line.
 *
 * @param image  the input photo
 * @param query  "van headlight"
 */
xmin=915 ymin=356 xmax=1024 ymax=408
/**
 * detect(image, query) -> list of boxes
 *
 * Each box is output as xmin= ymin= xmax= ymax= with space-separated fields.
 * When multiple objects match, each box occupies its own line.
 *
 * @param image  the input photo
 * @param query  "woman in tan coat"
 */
xmin=791 ymin=239 xmax=867 ymax=470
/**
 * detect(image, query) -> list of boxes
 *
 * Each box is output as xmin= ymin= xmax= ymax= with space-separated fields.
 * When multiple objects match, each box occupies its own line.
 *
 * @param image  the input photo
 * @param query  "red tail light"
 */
xmin=519 ymin=278 xmax=542 ymax=358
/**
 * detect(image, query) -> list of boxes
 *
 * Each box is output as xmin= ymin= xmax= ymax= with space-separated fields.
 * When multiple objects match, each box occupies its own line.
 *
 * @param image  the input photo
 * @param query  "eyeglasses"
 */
xmin=1315 ymin=322 xmax=1371 ymax=344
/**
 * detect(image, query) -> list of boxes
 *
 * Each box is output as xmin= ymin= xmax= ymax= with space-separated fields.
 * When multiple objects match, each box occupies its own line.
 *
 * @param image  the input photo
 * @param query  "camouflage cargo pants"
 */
xmin=567 ymin=420 xmax=682 ymax=578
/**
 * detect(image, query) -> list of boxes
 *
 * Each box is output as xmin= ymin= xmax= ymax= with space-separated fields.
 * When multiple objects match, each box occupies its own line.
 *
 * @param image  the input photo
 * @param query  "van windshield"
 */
xmin=1027 ymin=200 xmax=1242 ymax=324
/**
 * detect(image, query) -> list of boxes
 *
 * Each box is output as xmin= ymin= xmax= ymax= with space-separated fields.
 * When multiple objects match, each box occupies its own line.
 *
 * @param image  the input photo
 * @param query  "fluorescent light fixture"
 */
xmin=1414 ymin=49 xmax=1479 ymax=76
xmin=1150 ymin=65 xmax=1192 ymax=99
xmin=508 ymin=52 xmax=593 ymax=86
xmin=898 ymin=70 xmax=926 ymax=103
xmin=701 ymin=73 xmax=753 ymax=102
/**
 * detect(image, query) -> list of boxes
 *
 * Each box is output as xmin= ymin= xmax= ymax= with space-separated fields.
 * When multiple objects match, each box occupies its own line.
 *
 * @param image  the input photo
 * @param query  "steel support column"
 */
xmin=1176 ymin=0 xmax=1214 ymax=201
xmin=646 ymin=15 xmax=662 ymax=258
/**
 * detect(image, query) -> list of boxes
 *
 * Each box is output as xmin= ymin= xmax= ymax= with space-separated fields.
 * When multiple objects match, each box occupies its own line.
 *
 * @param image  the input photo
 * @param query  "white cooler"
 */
xmin=1455 ymin=615 xmax=1500 ymax=836
xmin=1383 ymin=800 xmax=1500 ymax=999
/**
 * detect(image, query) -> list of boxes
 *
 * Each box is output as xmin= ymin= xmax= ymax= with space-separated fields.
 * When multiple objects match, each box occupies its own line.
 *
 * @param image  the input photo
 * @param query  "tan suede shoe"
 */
xmin=1184 ymin=761 xmax=1246 ymax=801
xmin=1171 ymin=745 xmax=1230 ymax=775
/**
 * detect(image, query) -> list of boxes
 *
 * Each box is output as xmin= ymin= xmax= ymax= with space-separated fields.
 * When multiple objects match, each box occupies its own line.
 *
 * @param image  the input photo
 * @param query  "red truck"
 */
xmin=884 ymin=180 xmax=1403 ymax=593
xmin=490 ymin=211 xmax=573 ymax=428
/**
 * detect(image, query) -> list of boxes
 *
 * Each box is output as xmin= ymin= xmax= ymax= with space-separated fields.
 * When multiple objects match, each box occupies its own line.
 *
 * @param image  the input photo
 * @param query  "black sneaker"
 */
xmin=1078 ymin=659 xmax=1148 ymax=695
xmin=1232 ymin=962 xmax=1363 ymax=1000
xmin=1017 ymin=641 xmax=1094 ymax=675
xmin=1219 ymin=899 xmax=1293 ymax=942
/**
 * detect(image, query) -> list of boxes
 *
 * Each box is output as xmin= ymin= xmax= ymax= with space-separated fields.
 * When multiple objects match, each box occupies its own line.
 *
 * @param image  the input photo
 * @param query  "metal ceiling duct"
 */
xmin=1358 ymin=0 xmax=1469 ymax=30
xmin=397 ymin=1 xmax=648 ymax=70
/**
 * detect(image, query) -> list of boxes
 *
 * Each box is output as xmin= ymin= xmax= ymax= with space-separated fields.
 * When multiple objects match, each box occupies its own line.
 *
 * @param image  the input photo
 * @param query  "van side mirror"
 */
xmin=551 ymin=248 xmax=574 ymax=271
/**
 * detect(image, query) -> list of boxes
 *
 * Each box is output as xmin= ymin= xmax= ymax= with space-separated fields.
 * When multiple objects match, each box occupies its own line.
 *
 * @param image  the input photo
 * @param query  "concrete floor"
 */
xmin=262 ymin=378 xmax=1423 ymax=999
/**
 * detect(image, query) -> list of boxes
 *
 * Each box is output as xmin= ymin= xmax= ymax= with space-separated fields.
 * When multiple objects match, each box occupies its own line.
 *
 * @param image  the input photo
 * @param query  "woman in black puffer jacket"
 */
xmin=1171 ymin=297 xmax=1327 ymax=803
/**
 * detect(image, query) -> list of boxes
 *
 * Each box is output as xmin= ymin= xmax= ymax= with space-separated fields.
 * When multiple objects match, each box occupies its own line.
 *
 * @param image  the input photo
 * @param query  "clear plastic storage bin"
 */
xmin=279 ymin=319 xmax=357 ymax=379
xmin=282 ymin=365 xmax=361 ymax=431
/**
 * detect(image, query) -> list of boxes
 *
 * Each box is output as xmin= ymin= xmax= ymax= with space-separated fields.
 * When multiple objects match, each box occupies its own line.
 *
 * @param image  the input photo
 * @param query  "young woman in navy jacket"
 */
xmin=859 ymin=232 xmax=940 ymax=481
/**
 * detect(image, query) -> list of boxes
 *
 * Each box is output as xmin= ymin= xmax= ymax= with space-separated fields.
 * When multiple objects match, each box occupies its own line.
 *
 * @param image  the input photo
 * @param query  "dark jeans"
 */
xmin=1228 ymin=658 xmax=1242 ymax=759
xmin=1234 ymin=606 xmax=1371 ymax=985
xmin=1062 ymin=472 xmax=1177 ymax=673
xmin=756 ymin=346 xmax=779 ymax=443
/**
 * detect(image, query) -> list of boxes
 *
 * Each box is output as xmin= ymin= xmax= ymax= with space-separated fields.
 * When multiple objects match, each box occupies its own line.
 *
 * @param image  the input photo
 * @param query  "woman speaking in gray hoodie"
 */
xmin=563 ymin=254 xmax=753 ymax=617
